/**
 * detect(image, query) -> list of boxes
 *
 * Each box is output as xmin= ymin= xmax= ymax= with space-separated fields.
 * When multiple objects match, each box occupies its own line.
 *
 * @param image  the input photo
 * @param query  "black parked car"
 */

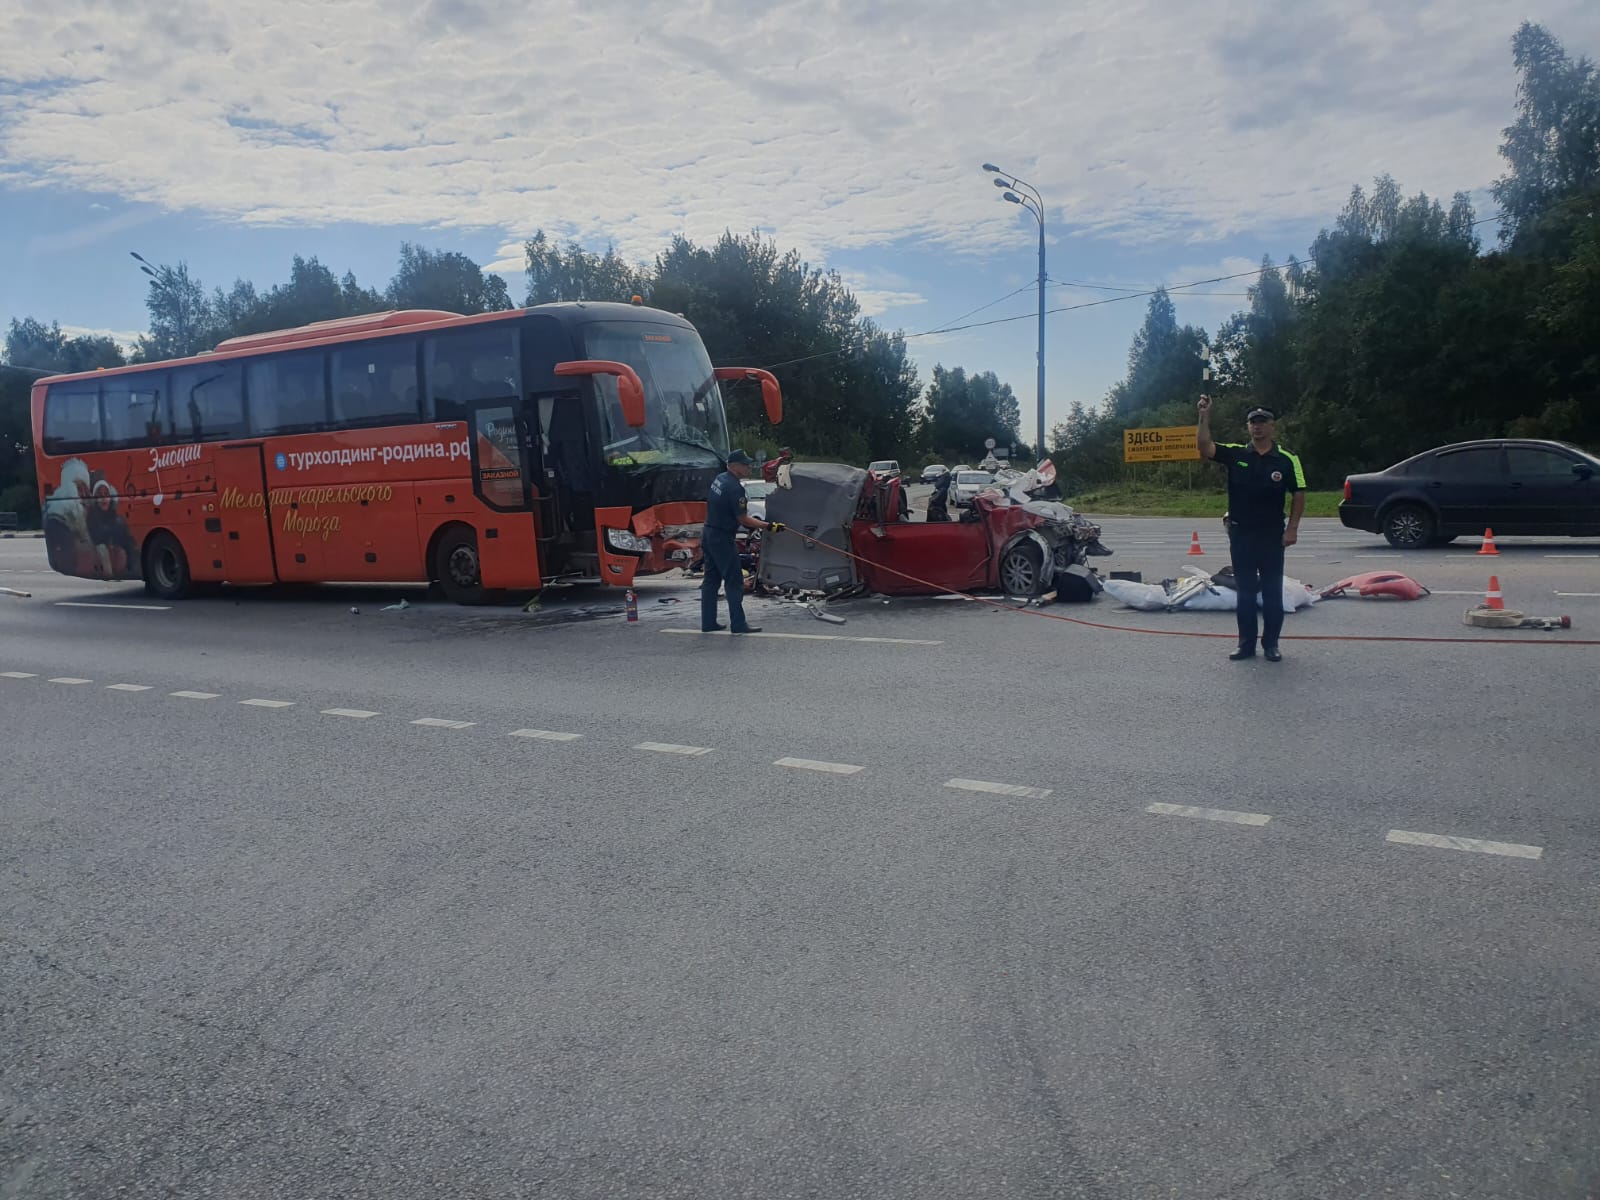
xmin=1340 ymin=439 xmax=1600 ymax=548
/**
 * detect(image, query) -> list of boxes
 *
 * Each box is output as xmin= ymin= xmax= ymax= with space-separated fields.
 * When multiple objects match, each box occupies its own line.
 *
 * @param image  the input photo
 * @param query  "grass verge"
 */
xmin=1066 ymin=486 xmax=1343 ymax=519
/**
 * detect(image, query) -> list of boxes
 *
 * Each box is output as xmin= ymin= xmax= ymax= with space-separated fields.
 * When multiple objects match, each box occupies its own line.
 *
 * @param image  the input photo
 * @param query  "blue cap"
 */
xmin=726 ymin=449 xmax=753 ymax=465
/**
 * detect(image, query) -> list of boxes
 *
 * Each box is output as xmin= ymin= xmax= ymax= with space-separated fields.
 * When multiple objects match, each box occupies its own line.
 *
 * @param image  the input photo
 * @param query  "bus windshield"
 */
xmin=583 ymin=322 xmax=730 ymax=468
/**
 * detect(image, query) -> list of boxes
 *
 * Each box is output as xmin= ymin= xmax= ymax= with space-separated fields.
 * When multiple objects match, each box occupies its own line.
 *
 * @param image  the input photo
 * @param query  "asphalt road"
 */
xmin=3 ymin=522 xmax=1598 ymax=1199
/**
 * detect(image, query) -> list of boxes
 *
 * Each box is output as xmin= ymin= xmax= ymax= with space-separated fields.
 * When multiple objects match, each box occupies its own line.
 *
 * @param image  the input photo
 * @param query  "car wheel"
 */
xmin=435 ymin=525 xmax=488 ymax=604
xmin=999 ymin=541 xmax=1044 ymax=596
xmin=1382 ymin=504 xmax=1434 ymax=550
xmin=143 ymin=531 xmax=192 ymax=600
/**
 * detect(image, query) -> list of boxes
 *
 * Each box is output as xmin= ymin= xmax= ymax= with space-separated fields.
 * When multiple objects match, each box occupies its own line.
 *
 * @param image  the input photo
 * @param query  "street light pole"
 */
xmin=130 ymin=250 xmax=187 ymax=357
xmin=982 ymin=163 xmax=1046 ymax=462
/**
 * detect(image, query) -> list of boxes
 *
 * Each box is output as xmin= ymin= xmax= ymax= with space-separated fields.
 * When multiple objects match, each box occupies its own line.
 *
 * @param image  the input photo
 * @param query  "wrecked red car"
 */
xmin=756 ymin=464 xmax=1110 ymax=600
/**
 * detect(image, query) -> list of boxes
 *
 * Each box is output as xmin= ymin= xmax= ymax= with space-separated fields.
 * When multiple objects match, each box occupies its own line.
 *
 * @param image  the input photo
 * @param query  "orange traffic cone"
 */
xmin=1484 ymin=575 xmax=1505 ymax=610
xmin=1477 ymin=528 xmax=1499 ymax=556
xmin=1187 ymin=531 xmax=1204 ymax=556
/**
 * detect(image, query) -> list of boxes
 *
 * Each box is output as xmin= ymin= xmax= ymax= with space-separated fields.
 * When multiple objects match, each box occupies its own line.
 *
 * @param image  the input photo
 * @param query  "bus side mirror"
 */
xmin=554 ymin=360 xmax=647 ymax=428
xmin=714 ymin=367 xmax=783 ymax=425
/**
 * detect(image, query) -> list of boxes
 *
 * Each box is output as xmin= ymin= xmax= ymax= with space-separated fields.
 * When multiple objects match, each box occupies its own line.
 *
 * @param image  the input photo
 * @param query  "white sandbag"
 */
xmin=1103 ymin=578 xmax=1170 ymax=611
xmin=1174 ymin=576 xmax=1317 ymax=613
xmin=1284 ymin=577 xmax=1318 ymax=610
xmin=1181 ymin=587 xmax=1236 ymax=611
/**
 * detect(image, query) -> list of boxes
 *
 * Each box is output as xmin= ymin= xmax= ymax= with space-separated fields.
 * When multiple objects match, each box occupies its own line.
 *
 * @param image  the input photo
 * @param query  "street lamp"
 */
xmin=981 ymin=163 xmax=1047 ymax=462
xmin=130 ymin=250 xmax=187 ymax=357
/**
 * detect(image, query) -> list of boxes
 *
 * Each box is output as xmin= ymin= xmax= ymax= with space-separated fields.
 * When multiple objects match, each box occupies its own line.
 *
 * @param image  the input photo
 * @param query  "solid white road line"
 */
xmin=1545 ymin=554 xmax=1600 ymax=559
xmin=1 ymin=671 xmax=37 ymax=679
xmin=48 ymin=677 xmax=91 ymax=685
xmin=412 ymin=717 xmax=476 ymax=729
xmin=1428 ymin=590 xmax=1488 ymax=596
xmin=944 ymin=778 xmax=1052 ymax=800
xmin=322 ymin=708 xmax=380 ymax=719
xmin=774 ymin=756 xmax=864 ymax=775
xmin=105 ymin=683 xmax=152 ymax=692
xmin=1146 ymin=802 xmax=1272 ymax=827
xmin=54 ymin=601 xmax=172 ymax=611
xmin=1555 ymin=592 xmax=1600 ymax=597
xmin=170 ymin=690 xmax=220 ymax=700
xmin=661 ymin=629 xmax=942 ymax=646
xmin=240 ymin=699 xmax=295 ymax=708
xmin=635 ymin=741 xmax=714 ymax=756
xmin=1385 ymin=829 xmax=1543 ymax=860
xmin=509 ymin=729 xmax=582 ymax=741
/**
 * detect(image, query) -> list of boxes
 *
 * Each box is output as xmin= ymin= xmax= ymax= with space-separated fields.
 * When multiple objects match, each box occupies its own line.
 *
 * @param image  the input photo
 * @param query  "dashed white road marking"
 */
xmin=1147 ymin=802 xmax=1272 ymax=827
xmin=774 ymin=756 xmax=864 ymax=775
xmin=170 ymin=690 xmax=220 ymax=700
xmin=635 ymin=741 xmax=713 ymax=756
xmin=412 ymin=717 xmax=476 ymax=729
xmin=240 ymin=699 xmax=295 ymax=708
xmin=944 ymin=778 xmax=1052 ymax=799
xmin=48 ymin=677 xmax=92 ymax=685
xmin=54 ymin=601 xmax=172 ymax=611
xmin=1385 ymin=829 xmax=1543 ymax=860
xmin=1555 ymin=592 xmax=1600 ymax=597
xmin=322 ymin=707 xmax=380 ymax=719
xmin=1428 ymin=589 xmax=1487 ymax=596
xmin=509 ymin=729 xmax=582 ymax=741
xmin=105 ymin=683 xmax=152 ymax=692
xmin=1 ymin=671 xmax=37 ymax=679
xmin=661 ymin=629 xmax=942 ymax=646
xmin=1545 ymin=554 xmax=1600 ymax=559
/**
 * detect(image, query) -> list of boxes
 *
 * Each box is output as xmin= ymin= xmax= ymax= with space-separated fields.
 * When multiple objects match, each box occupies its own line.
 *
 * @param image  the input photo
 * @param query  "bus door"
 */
xmin=211 ymin=444 xmax=278 ymax=585
xmin=531 ymin=390 xmax=597 ymax=557
xmin=468 ymin=403 xmax=542 ymax=588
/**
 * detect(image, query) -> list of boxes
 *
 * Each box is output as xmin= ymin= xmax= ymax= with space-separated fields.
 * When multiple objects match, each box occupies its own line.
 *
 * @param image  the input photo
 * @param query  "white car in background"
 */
xmin=949 ymin=470 xmax=994 ymax=508
xmin=742 ymin=478 xmax=776 ymax=521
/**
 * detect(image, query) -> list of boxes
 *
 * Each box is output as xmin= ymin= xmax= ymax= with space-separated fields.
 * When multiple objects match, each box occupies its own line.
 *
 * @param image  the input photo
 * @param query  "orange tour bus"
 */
xmin=32 ymin=301 xmax=782 ymax=602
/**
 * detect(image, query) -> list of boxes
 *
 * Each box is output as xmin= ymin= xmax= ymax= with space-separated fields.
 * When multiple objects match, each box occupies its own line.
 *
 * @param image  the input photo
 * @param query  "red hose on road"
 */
xmin=784 ymin=535 xmax=1599 ymax=647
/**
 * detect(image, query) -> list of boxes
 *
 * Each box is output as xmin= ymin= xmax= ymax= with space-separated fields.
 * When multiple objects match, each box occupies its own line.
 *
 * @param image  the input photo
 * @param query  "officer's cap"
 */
xmin=725 ymin=449 xmax=753 ymax=465
xmin=1246 ymin=407 xmax=1276 ymax=422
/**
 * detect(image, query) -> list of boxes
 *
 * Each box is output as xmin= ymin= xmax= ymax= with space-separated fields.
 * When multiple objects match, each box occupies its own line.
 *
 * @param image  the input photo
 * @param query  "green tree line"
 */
xmin=1054 ymin=21 xmax=1600 ymax=492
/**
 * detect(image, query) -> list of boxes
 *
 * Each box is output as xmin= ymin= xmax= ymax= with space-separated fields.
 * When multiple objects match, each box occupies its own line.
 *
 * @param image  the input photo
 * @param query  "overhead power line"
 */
xmin=754 ymin=210 xmax=1504 ymax=373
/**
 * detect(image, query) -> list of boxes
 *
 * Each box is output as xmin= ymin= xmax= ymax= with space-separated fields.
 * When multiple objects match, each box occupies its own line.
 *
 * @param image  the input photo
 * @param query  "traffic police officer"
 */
xmin=701 ymin=450 xmax=782 ymax=634
xmin=1197 ymin=397 xmax=1306 ymax=662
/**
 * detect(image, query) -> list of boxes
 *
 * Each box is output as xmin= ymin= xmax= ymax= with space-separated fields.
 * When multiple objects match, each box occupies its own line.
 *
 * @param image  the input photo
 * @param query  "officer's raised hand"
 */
xmin=1197 ymin=394 xmax=1212 ymax=415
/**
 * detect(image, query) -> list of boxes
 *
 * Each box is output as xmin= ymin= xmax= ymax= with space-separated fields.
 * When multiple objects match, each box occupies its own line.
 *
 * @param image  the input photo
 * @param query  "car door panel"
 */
xmin=1428 ymin=447 xmax=1507 ymax=532
xmin=1504 ymin=446 xmax=1586 ymax=534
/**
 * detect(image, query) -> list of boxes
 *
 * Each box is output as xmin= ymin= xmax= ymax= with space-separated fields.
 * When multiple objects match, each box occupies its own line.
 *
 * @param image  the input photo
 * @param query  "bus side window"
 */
xmin=171 ymin=362 xmax=245 ymax=442
xmin=102 ymin=377 xmax=169 ymax=447
xmin=331 ymin=338 xmax=417 ymax=427
xmin=425 ymin=326 xmax=520 ymax=422
xmin=43 ymin=385 xmax=103 ymax=454
xmin=248 ymin=352 xmax=328 ymax=435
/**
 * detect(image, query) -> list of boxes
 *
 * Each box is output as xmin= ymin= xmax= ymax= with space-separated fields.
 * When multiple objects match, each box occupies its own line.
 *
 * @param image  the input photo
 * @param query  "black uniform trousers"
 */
xmin=1229 ymin=523 xmax=1286 ymax=650
xmin=700 ymin=535 xmax=749 ymax=632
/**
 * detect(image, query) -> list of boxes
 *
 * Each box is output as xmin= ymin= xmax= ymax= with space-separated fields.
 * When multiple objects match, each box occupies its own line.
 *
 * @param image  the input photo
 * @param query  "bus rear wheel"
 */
xmin=143 ymin=532 xmax=192 ymax=600
xmin=435 ymin=526 xmax=487 ymax=605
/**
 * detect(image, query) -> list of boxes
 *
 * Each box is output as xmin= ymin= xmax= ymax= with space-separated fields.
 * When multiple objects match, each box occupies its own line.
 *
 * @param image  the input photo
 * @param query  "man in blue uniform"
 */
xmin=1197 ymin=397 xmax=1307 ymax=662
xmin=701 ymin=450 xmax=782 ymax=634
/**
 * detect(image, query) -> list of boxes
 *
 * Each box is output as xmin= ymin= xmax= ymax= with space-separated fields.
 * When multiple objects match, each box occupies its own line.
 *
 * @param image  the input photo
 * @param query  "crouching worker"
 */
xmin=702 ymin=450 xmax=783 ymax=634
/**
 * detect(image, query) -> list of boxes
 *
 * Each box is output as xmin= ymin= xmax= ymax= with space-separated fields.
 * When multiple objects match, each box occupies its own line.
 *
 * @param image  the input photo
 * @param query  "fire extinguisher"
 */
xmin=624 ymin=588 xmax=638 ymax=622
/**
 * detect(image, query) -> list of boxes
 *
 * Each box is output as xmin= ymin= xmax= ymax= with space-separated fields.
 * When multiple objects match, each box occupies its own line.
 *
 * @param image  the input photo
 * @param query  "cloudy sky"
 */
xmin=3 ymin=0 xmax=1596 ymax=438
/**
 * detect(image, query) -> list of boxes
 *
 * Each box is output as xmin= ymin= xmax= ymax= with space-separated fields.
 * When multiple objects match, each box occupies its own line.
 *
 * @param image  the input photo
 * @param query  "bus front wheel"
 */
xmin=143 ymin=532 xmax=192 ymax=600
xmin=435 ymin=526 xmax=487 ymax=605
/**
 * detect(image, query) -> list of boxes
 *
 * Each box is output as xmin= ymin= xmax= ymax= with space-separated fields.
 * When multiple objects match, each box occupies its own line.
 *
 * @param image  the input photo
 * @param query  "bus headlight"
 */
xmin=605 ymin=528 xmax=650 ymax=554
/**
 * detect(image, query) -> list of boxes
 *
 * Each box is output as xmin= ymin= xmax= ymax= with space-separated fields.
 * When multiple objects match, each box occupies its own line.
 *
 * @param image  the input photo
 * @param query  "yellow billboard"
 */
xmin=1124 ymin=426 xmax=1201 ymax=463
